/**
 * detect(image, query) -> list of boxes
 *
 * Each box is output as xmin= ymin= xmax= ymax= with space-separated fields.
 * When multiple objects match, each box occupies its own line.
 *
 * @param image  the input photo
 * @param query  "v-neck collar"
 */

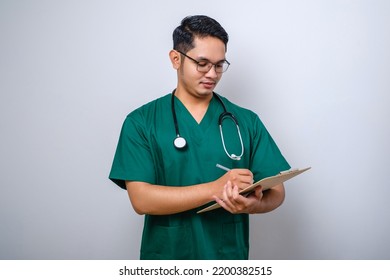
xmin=173 ymin=94 xmax=220 ymax=133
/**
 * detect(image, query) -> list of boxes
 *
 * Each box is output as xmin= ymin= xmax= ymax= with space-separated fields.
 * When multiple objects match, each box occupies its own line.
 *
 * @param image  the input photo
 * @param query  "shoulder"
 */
xmin=118 ymin=93 xmax=171 ymax=136
xmin=217 ymin=94 xmax=261 ymax=122
xmin=216 ymin=94 xmax=269 ymax=138
xmin=125 ymin=93 xmax=171 ymax=122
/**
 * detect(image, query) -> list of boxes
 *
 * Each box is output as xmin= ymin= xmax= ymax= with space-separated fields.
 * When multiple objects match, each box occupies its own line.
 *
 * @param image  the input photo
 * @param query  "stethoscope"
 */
xmin=171 ymin=89 xmax=244 ymax=161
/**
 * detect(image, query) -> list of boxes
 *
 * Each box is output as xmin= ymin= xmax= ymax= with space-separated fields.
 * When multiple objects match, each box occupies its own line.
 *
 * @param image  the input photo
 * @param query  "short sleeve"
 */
xmin=109 ymin=112 xmax=156 ymax=189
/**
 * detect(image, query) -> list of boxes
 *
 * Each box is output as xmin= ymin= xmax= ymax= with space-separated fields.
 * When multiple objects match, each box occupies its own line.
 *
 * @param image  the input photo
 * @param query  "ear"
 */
xmin=169 ymin=50 xmax=181 ymax=70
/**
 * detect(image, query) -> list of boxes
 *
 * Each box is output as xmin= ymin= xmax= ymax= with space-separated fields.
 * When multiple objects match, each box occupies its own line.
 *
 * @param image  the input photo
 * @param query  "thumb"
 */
xmin=254 ymin=186 xmax=263 ymax=198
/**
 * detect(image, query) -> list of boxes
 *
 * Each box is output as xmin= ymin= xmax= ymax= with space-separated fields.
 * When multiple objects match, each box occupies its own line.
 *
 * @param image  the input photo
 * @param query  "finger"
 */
xmin=234 ymin=169 xmax=253 ymax=176
xmin=229 ymin=185 xmax=248 ymax=211
xmin=235 ymin=173 xmax=254 ymax=187
xmin=213 ymin=195 xmax=225 ymax=206
xmin=232 ymin=185 xmax=250 ymax=206
xmin=232 ymin=184 xmax=241 ymax=200
xmin=240 ymin=176 xmax=254 ymax=185
xmin=214 ymin=196 xmax=237 ymax=214
xmin=254 ymin=186 xmax=263 ymax=198
xmin=225 ymin=180 xmax=233 ymax=199
xmin=222 ymin=184 xmax=236 ymax=210
xmin=228 ymin=169 xmax=253 ymax=180
xmin=258 ymin=187 xmax=264 ymax=201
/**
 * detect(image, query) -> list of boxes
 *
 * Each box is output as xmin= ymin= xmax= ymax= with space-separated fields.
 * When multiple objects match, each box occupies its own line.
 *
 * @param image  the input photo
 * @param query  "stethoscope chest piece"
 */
xmin=173 ymin=136 xmax=187 ymax=149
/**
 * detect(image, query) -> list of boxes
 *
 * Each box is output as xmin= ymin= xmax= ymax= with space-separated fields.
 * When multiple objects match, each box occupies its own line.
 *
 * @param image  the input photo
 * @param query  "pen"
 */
xmin=216 ymin=163 xmax=230 ymax=172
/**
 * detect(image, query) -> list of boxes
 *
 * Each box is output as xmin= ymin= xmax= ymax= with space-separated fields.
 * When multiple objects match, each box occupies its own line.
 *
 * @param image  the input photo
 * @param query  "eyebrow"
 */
xmin=197 ymin=56 xmax=227 ymax=63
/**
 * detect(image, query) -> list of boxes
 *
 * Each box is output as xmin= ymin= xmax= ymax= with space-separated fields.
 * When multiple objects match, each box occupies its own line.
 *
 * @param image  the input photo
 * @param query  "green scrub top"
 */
xmin=109 ymin=93 xmax=290 ymax=260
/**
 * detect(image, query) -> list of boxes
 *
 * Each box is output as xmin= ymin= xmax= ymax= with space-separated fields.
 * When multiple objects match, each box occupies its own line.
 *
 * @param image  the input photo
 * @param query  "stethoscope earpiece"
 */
xmin=171 ymin=89 xmax=244 ymax=160
xmin=230 ymin=154 xmax=241 ymax=161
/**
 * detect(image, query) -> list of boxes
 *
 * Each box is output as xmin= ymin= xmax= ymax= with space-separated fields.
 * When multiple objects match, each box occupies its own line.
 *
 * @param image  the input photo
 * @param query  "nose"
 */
xmin=205 ymin=65 xmax=218 ymax=78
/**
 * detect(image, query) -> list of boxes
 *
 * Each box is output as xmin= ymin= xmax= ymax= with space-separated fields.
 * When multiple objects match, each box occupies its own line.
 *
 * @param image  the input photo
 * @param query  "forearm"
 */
xmin=125 ymin=181 xmax=220 ymax=215
xmin=126 ymin=169 xmax=253 ymax=215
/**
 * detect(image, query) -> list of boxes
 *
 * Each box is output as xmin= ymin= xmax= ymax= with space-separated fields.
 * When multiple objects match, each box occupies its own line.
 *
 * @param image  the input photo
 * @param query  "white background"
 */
xmin=1 ymin=0 xmax=389 ymax=259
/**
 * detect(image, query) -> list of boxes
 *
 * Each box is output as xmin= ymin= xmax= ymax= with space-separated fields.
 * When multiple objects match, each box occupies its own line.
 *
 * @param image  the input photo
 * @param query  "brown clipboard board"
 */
xmin=197 ymin=167 xmax=311 ymax=214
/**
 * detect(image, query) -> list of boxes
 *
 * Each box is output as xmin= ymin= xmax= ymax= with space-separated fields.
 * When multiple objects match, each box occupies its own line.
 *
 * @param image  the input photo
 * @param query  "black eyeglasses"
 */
xmin=177 ymin=50 xmax=230 ymax=73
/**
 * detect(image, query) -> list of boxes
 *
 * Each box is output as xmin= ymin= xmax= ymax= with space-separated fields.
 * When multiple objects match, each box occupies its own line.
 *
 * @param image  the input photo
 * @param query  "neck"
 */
xmin=173 ymin=88 xmax=213 ymax=124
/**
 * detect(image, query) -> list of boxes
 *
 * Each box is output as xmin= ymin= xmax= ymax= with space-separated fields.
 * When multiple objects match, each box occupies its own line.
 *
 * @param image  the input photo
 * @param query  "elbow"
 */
xmin=278 ymin=184 xmax=286 ymax=204
xmin=125 ymin=181 xmax=149 ymax=215
xmin=133 ymin=208 xmax=146 ymax=216
xmin=275 ymin=184 xmax=286 ymax=209
xmin=130 ymin=199 xmax=149 ymax=215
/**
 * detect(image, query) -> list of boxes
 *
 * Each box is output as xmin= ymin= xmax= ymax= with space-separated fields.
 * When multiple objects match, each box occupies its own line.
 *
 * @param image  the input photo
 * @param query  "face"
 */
xmin=172 ymin=36 xmax=227 ymax=100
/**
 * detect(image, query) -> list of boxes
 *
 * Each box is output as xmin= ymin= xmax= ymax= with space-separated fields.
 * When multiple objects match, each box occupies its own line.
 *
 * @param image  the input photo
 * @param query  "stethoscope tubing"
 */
xmin=171 ymin=89 xmax=244 ymax=160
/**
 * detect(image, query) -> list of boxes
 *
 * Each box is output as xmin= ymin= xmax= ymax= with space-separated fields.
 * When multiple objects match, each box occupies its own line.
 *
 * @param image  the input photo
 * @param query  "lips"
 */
xmin=201 ymin=81 xmax=216 ymax=89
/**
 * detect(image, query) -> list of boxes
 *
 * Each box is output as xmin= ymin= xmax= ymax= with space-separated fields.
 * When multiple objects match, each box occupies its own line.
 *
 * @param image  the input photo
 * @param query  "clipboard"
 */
xmin=197 ymin=167 xmax=311 ymax=214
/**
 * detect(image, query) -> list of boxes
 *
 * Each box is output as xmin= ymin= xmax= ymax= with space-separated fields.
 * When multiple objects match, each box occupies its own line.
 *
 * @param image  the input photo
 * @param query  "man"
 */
xmin=109 ymin=15 xmax=290 ymax=259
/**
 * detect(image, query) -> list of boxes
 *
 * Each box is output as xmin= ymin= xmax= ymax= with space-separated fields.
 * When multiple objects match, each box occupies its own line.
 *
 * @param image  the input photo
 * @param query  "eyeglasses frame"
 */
xmin=176 ymin=50 xmax=230 ymax=73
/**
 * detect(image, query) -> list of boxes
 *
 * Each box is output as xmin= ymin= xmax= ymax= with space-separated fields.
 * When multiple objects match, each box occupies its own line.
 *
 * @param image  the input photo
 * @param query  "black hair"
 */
xmin=172 ymin=15 xmax=229 ymax=53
